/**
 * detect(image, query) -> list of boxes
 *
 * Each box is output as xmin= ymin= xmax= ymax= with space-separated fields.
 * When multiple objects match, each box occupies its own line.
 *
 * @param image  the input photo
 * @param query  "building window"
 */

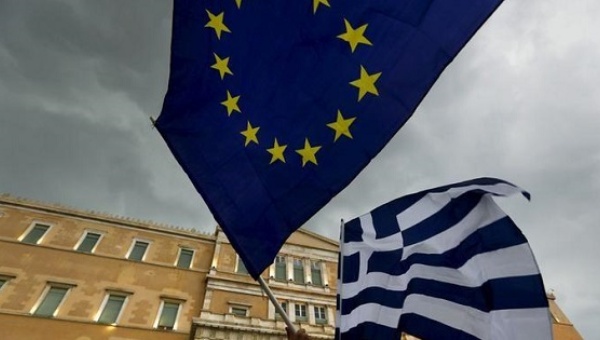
xmin=311 ymin=261 xmax=323 ymax=286
xmin=293 ymin=259 xmax=305 ymax=284
xmin=127 ymin=240 xmax=149 ymax=261
xmin=75 ymin=232 xmax=102 ymax=253
xmin=314 ymin=306 xmax=327 ymax=324
xmin=236 ymin=256 xmax=248 ymax=274
xmin=275 ymin=255 xmax=287 ymax=281
xmin=295 ymin=303 xmax=307 ymax=322
xmin=276 ymin=301 xmax=288 ymax=319
xmin=0 ymin=275 xmax=15 ymax=293
xmin=176 ymin=248 xmax=194 ymax=269
xmin=155 ymin=300 xmax=181 ymax=331
xmin=97 ymin=294 xmax=127 ymax=325
xmin=230 ymin=306 xmax=248 ymax=317
xmin=21 ymin=224 xmax=50 ymax=244
xmin=33 ymin=286 xmax=69 ymax=317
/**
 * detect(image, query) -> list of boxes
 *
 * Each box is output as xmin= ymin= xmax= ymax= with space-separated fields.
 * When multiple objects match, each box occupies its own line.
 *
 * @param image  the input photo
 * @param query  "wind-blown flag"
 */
xmin=156 ymin=0 xmax=504 ymax=278
xmin=337 ymin=178 xmax=552 ymax=339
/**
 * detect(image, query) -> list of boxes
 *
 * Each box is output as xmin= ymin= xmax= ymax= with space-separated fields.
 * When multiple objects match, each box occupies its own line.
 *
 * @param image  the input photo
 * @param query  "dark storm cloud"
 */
xmin=0 ymin=0 xmax=171 ymax=120
xmin=0 ymin=98 xmax=210 ymax=230
xmin=0 ymin=0 xmax=214 ymax=229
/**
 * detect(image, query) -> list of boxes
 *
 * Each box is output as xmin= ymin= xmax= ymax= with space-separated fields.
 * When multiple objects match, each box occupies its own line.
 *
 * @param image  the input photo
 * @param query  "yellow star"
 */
xmin=221 ymin=91 xmax=241 ymax=116
xmin=235 ymin=0 xmax=242 ymax=8
xmin=338 ymin=19 xmax=372 ymax=52
xmin=240 ymin=121 xmax=260 ymax=146
xmin=350 ymin=65 xmax=382 ymax=101
xmin=205 ymin=10 xmax=231 ymax=39
xmin=211 ymin=53 xmax=233 ymax=79
xmin=295 ymin=138 xmax=321 ymax=166
xmin=327 ymin=110 xmax=356 ymax=141
xmin=267 ymin=138 xmax=287 ymax=164
xmin=313 ymin=0 xmax=330 ymax=13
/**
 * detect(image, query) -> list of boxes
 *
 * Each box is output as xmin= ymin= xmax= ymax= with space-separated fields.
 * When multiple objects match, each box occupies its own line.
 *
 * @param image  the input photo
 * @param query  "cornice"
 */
xmin=0 ymin=193 xmax=215 ymax=241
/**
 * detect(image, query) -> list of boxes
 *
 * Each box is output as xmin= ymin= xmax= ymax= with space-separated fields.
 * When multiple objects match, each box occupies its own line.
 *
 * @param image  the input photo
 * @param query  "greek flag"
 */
xmin=336 ymin=178 xmax=552 ymax=339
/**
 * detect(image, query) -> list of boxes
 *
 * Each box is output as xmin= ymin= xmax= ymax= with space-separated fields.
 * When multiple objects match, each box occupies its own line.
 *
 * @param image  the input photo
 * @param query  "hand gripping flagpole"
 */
xmin=257 ymin=275 xmax=296 ymax=333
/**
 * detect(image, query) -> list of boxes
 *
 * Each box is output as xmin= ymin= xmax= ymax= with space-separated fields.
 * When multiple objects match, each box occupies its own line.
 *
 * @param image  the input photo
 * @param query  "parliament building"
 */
xmin=0 ymin=194 xmax=583 ymax=339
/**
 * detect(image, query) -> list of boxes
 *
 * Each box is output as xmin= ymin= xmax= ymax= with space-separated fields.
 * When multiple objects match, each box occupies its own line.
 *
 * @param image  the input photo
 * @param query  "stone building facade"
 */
xmin=193 ymin=226 xmax=338 ymax=340
xmin=0 ymin=194 xmax=213 ymax=340
xmin=0 ymin=194 xmax=583 ymax=339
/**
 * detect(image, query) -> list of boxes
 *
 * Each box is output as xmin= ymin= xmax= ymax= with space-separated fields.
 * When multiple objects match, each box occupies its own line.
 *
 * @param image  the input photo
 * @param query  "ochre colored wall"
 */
xmin=0 ymin=240 xmax=206 ymax=331
xmin=0 ymin=313 xmax=187 ymax=340
xmin=548 ymin=296 xmax=584 ymax=340
xmin=209 ymin=290 xmax=268 ymax=318
xmin=217 ymin=244 xmax=237 ymax=273
xmin=0 ymin=200 xmax=214 ymax=337
xmin=553 ymin=324 xmax=584 ymax=340
xmin=1 ymin=204 xmax=214 ymax=271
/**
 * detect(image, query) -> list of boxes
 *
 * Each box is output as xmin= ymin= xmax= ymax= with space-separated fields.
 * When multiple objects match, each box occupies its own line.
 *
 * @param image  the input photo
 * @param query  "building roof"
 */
xmin=0 ymin=193 xmax=213 ymax=240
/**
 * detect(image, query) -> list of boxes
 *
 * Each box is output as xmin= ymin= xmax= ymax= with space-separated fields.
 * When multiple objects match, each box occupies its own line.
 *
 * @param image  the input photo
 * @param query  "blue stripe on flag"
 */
xmin=400 ymin=313 xmax=481 ymax=340
xmin=401 ymin=193 xmax=481 ymax=246
xmin=404 ymin=276 xmax=549 ymax=312
xmin=343 ymin=218 xmax=364 ymax=243
xmin=337 ymin=321 xmax=401 ymax=340
xmin=370 ymin=217 xmax=527 ymax=276
xmin=340 ymin=275 xmax=547 ymax=315
xmin=342 ymin=253 xmax=361 ymax=283
xmin=404 ymin=217 xmax=526 ymax=267
xmin=367 ymin=248 xmax=404 ymax=275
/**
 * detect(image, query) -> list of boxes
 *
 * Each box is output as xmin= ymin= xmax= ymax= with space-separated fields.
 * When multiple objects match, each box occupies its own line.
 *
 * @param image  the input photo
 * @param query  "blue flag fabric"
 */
xmin=156 ymin=0 xmax=503 ymax=278
xmin=336 ymin=178 xmax=552 ymax=339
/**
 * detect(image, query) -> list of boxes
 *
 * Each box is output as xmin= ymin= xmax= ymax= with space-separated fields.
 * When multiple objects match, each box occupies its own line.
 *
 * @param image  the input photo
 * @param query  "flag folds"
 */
xmin=336 ymin=178 xmax=551 ymax=339
xmin=157 ymin=0 xmax=503 ymax=278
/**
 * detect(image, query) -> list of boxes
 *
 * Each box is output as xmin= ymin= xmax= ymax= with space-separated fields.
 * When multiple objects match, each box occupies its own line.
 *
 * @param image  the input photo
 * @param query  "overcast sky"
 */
xmin=1 ymin=0 xmax=598 ymax=337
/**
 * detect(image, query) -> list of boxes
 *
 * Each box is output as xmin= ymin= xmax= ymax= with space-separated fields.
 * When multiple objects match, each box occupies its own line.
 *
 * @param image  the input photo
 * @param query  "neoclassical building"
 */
xmin=194 ymin=224 xmax=338 ymax=340
xmin=0 ymin=194 xmax=583 ymax=339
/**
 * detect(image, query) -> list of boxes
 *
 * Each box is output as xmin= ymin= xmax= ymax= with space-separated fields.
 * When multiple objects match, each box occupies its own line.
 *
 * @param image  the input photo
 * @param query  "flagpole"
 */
xmin=337 ymin=219 xmax=345 ymax=340
xmin=257 ymin=275 xmax=296 ymax=333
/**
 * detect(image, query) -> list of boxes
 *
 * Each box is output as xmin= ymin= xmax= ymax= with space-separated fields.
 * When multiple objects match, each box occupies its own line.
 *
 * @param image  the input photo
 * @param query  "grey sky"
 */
xmin=1 ymin=0 xmax=598 ymax=337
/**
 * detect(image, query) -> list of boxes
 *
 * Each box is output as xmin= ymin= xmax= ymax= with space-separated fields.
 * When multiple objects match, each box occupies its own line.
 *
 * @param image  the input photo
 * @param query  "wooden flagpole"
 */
xmin=257 ymin=275 xmax=296 ymax=333
xmin=257 ymin=219 xmax=346 ymax=336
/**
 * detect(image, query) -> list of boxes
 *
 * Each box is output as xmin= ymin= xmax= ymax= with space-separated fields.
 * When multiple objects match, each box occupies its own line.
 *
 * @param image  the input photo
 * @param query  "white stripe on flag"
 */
xmin=343 ymin=214 xmax=403 ymax=256
xmin=343 ymin=193 xmax=509 ymax=259
xmin=401 ymin=195 xmax=506 ymax=260
xmin=396 ymin=182 xmax=523 ymax=231
xmin=341 ymin=243 xmax=539 ymax=299
xmin=403 ymin=294 xmax=491 ymax=339
xmin=489 ymin=308 xmax=552 ymax=340
xmin=339 ymin=303 xmax=402 ymax=333
xmin=339 ymin=295 xmax=551 ymax=339
xmin=403 ymin=294 xmax=551 ymax=340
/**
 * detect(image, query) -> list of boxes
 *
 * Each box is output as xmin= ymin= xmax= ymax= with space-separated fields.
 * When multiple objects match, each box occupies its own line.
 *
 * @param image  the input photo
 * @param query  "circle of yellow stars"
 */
xmin=204 ymin=1 xmax=381 ymax=167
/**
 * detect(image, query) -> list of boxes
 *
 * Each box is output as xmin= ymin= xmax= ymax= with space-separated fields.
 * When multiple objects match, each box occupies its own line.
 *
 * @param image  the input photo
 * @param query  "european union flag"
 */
xmin=156 ymin=0 xmax=503 ymax=278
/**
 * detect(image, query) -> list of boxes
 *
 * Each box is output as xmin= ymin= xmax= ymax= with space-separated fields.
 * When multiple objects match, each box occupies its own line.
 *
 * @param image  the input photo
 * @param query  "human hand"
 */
xmin=286 ymin=327 xmax=311 ymax=340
